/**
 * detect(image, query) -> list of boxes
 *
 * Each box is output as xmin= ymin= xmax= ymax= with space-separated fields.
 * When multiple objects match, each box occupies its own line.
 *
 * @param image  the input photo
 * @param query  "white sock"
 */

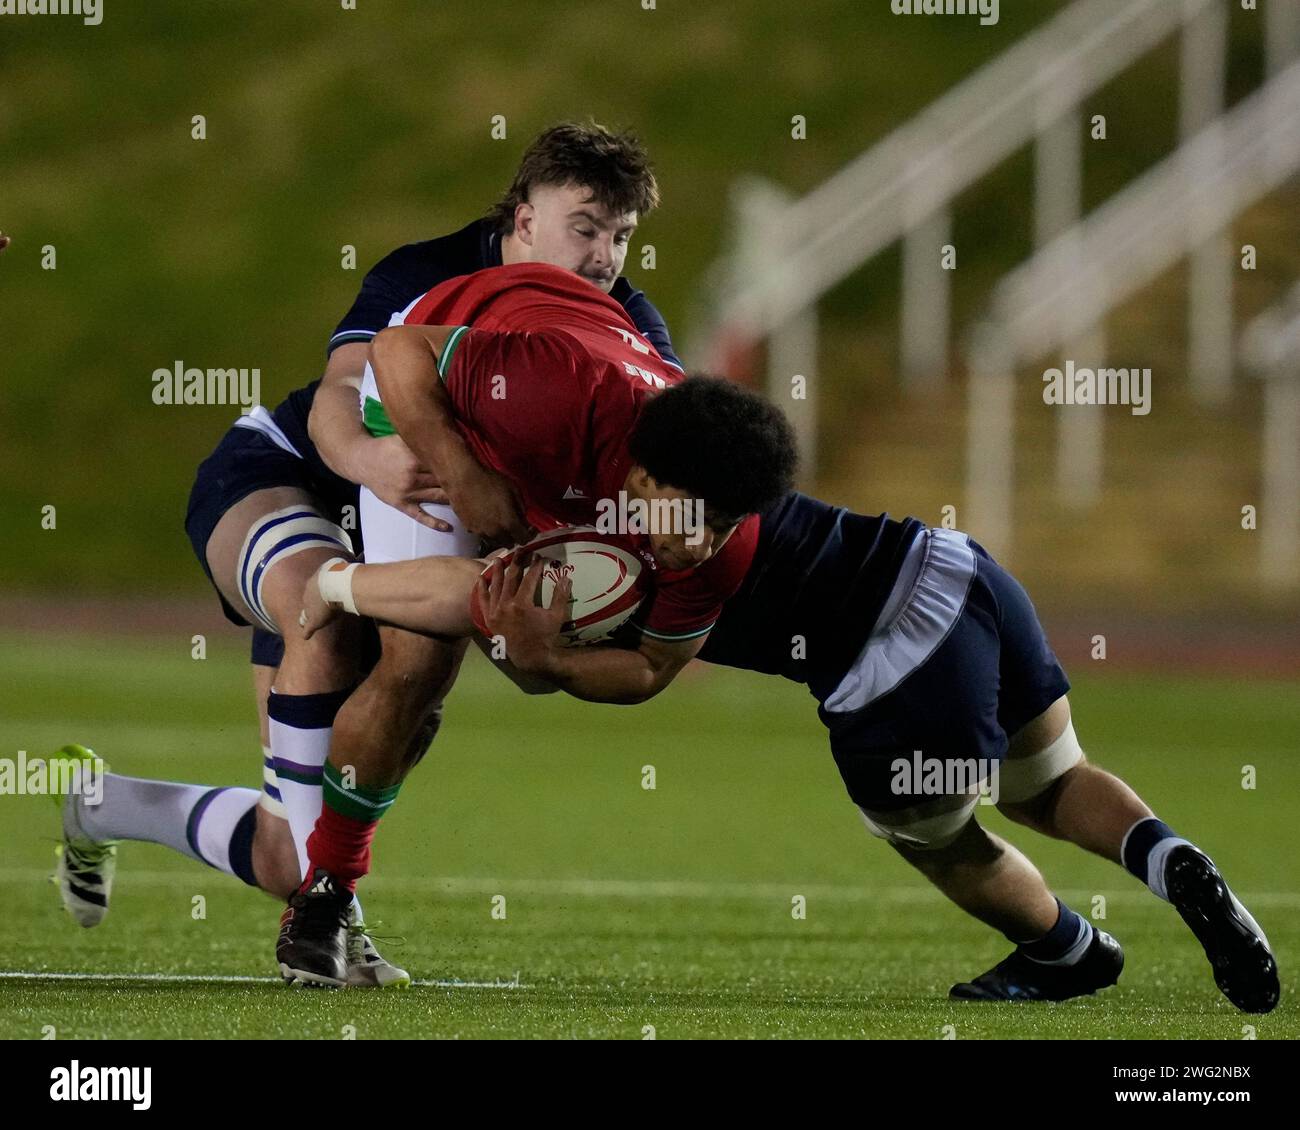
xmin=1119 ymin=816 xmax=1195 ymax=902
xmin=78 ymin=773 xmax=259 ymax=880
xmin=259 ymin=744 xmax=288 ymax=819
xmin=266 ymin=688 xmax=349 ymax=880
xmin=1145 ymin=836 xmax=1196 ymax=902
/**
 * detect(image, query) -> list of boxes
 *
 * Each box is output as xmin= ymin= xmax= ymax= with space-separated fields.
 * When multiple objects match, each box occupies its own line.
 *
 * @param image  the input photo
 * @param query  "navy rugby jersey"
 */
xmin=697 ymin=493 xmax=925 ymax=700
xmin=269 ymin=218 xmax=680 ymax=474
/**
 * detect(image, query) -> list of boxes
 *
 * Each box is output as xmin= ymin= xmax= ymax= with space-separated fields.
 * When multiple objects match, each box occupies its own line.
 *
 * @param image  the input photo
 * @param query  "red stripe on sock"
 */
xmin=305 ymin=805 xmax=375 ymax=892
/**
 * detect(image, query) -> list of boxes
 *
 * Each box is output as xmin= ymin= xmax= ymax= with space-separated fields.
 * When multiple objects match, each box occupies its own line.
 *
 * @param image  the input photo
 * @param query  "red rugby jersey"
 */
xmin=403 ymin=262 xmax=758 ymax=641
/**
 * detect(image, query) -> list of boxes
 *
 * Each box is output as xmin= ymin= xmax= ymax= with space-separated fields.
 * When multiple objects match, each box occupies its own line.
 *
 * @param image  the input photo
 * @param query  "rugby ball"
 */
xmin=469 ymin=527 xmax=649 ymax=645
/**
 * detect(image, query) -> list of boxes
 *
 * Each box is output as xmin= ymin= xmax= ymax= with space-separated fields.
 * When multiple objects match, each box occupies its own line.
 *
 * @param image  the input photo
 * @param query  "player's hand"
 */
xmin=298 ymin=575 xmax=340 ymax=640
xmin=352 ymin=434 xmax=453 ymax=532
xmin=476 ymin=556 xmax=571 ymax=671
xmin=444 ymin=458 xmax=533 ymax=548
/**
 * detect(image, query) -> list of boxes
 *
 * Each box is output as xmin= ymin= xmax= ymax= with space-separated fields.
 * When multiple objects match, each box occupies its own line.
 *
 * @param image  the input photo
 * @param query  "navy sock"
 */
xmin=228 ymin=803 xmax=259 ymax=888
xmin=1019 ymin=898 xmax=1093 ymax=965
xmin=266 ymin=685 xmax=353 ymax=730
xmin=1121 ymin=816 xmax=1177 ymax=884
xmin=1122 ymin=816 xmax=1197 ymax=901
xmin=180 ymin=785 xmax=261 ymax=879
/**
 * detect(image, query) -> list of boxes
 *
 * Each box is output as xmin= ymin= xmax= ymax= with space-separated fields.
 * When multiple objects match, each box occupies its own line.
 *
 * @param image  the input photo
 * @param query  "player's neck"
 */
xmin=500 ymin=232 xmax=526 ymax=266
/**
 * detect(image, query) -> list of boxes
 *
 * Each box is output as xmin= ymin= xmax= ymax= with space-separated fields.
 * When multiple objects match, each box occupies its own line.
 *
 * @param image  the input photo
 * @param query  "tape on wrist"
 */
xmin=318 ymin=557 xmax=360 ymax=614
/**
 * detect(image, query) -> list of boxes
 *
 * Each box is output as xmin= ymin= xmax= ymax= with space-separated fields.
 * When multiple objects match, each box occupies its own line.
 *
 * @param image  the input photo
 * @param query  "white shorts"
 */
xmin=356 ymin=318 xmax=482 ymax=565
xmin=359 ymin=486 xmax=480 ymax=564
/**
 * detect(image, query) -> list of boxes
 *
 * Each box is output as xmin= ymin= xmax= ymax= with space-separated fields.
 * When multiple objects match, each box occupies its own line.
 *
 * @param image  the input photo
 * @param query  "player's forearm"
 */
xmin=371 ymin=327 xmax=477 ymax=486
xmin=349 ymin=557 xmax=482 ymax=636
xmin=307 ymin=341 xmax=373 ymax=483
xmin=309 ymin=378 xmax=374 ymax=482
xmin=471 ymin=636 xmax=560 ymax=696
xmin=530 ymin=644 xmax=664 ymax=706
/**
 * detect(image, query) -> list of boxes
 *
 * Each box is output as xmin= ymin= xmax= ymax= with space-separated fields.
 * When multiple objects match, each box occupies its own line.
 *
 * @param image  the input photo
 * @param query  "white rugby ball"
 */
xmin=471 ymin=527 xmax=649 ymax=645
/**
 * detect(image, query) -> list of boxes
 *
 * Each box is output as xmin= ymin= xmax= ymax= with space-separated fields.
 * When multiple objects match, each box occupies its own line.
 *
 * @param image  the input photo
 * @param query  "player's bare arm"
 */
xmin=308 ymin=341 xmax=453 ymax=532
xmin=300 ymin=552 xmax=559 ymax=697
xmin=301 ymin=554 xmax=482 ymax=640
xmin=301 ymin=548 xmax=697 ymax=704
xmin=371 ymin=324 xmax=532 ymax=545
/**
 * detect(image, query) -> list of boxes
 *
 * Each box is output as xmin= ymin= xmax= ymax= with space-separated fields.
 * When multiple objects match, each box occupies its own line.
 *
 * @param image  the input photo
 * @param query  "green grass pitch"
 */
xmin=0 ymin=629 xmax=1296 ymax=1039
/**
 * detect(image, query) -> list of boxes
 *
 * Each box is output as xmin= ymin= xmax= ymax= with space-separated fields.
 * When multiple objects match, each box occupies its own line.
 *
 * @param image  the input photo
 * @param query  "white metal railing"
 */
xmin=964 ymin=57 xmax=1300 ymax=559
xmin=692 ymin=0 xmax=1298 ymax=477
xmin=1240 ymin=282 xmax=1300 ymax=588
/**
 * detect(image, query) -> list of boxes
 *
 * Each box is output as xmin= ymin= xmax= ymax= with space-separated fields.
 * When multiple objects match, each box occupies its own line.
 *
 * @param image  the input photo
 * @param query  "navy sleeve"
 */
xmin=328 ymin=245 xmax=426 ymax=355
xmin=329 ymin=222 xmax=492 ymax=357
xmin=332 ymin=240 xmax=460 ymax=353
xmin=615 ymin=281 xmax=683 ymax=370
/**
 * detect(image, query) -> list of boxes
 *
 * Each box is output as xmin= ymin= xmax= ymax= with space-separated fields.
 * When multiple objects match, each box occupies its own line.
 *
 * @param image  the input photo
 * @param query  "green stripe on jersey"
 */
xmin=362 ymin=325 xmax=468 ymax=437
xmin=437 ymin=324 xmax=470 ymax=379
xmin=362 ymin=396 xmax=394 ymax=438
xmin=636 ymin=621 xmax=717 ymax=643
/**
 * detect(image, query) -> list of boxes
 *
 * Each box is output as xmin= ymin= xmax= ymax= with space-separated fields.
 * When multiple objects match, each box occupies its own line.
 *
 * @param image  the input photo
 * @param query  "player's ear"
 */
xmin=513 ymin=201 xmax=537 ymax=249
xmin=625 ymin=465 xmax=654 ymax=498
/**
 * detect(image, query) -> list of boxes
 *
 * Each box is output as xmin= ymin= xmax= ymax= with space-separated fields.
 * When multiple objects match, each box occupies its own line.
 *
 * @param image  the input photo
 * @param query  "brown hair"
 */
xmin=487 ymin=121 xmax=660 ymax=234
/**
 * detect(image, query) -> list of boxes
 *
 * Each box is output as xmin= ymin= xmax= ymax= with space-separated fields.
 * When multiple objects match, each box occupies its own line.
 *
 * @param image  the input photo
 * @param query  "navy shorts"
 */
xmin=184 ymin=424 xmax=360 ymax=653
xmin=817 ymin=531 xmax=1070 ymax=813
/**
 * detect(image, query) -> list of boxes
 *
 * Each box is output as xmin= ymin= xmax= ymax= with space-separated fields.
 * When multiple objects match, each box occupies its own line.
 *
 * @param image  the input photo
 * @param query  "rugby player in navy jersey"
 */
xmin=48 ymin=123 xmax=676 ymax=988
xmin=295 ymin=317 xmax=1279 ymax=1011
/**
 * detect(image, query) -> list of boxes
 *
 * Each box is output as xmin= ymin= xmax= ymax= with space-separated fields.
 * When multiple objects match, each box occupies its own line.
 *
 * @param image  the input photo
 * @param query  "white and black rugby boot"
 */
xmin=1164 ymin=845 xmax=1279 ymax=1014
xmin=345 ymin=903 xmax=410 ymax=988
xmin=277 ymin=868 xmax=351 ymax=988
xmin=49 ymin=744 xmax=117 ymax=928
xmin=950 ymin=928 xmax=1124 ymax=1002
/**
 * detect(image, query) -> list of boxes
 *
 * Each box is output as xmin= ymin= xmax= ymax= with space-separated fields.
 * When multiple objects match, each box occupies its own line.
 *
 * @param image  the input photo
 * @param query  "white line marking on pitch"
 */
xmin=0 ymin=970 xmax=525 ymax=989
xmin=2 ymin=868 xmax=1298 ymax=907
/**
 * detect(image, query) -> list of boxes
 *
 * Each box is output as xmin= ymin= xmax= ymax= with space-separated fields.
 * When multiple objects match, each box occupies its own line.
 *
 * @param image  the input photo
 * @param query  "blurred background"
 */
xmin=2 ymin=0 xmax=1298 ymax=657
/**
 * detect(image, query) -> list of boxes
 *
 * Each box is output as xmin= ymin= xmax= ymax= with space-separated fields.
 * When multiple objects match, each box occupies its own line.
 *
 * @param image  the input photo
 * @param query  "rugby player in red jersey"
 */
xmin=275 ymin=262 xmax=797 ymax=984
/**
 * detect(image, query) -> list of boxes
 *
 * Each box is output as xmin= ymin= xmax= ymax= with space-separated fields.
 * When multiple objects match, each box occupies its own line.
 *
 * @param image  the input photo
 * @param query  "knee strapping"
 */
xmin=237 ymin=506 xmax=353 ymax=634
xmin=858 ymin=792 xmax=980 ymax=850
xmin=997 ymin=719 xmax=1084 ymax=805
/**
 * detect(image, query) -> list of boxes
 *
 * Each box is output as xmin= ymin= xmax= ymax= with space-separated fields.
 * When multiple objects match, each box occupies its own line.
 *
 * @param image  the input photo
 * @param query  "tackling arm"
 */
xmin=303 ymin=554 xmax=700 ymax=705
xmin=304 ymin=555 xmax=482 ymax=639
xmin=309 ymin=342 xmax=374 ymax=481
xmin=302 ymin=555 xmax=557 ymax=695
xmin=307 ymin=343 xmax=455 ymax=532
